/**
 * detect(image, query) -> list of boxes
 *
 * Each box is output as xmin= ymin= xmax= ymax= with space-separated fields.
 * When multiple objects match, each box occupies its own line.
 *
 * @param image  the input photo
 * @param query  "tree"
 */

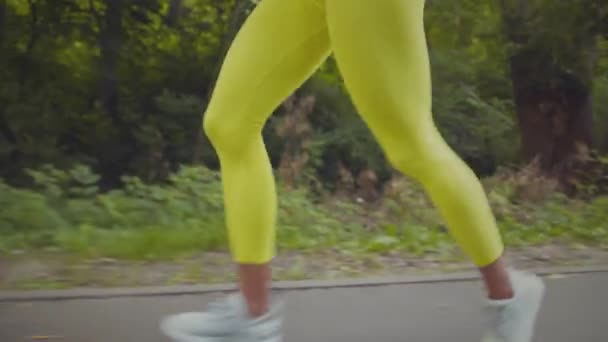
xmin=1 ymin=0 xmax=607 ymax=194
xmin=499 ymin=0 xmax=606 ymax=188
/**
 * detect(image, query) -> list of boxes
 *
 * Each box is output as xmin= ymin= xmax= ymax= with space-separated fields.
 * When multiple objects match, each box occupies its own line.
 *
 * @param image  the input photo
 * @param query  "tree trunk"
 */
xmin=0 ymin=0 xmax=5 ymax=44
xmin=94 ymin=0 xmax=137 ymax=187
xmin=0 ymin=0 xmax=8 ymax=143
xmin=164 ymin=0 xmax=182 ymax=27
xmin=100 ymin=0 xmax=124 ymax=124
xmin=500 ymin=1 xmax=597 ymax=190
xmin=18 ymin=0 xmax=41 ymax=94
xmin=0 ymin=0 xmax=22 ymax=171
xmin=509 ymin=48 xmax=595 ymax=175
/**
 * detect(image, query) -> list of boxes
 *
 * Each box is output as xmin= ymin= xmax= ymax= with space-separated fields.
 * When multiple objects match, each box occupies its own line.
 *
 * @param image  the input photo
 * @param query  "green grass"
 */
xmin=1 ymin=164 xmax=608 ymax=261
xmin=54 ymin=224 xmax=226 ymax=260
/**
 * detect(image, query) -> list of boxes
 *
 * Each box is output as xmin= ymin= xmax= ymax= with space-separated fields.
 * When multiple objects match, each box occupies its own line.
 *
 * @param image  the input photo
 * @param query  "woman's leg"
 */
xmin=325 ymin=0 xmax=508 ymax=297
xmin=325 ymin=2 xmax=544 ymax=340
xmin=162 ymin=1 xmax=331 ymax=339
xmin=203 ymin=0 xmax=331 ymax=317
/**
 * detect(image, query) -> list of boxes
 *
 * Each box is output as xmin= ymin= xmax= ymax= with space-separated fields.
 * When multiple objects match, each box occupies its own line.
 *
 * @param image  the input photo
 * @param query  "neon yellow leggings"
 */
xmin=203 ymin=0 xmax=504 ymax=267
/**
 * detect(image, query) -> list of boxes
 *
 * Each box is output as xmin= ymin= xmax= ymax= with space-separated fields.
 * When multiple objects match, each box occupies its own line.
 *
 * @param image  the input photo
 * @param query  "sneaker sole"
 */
xmin=161 ymin=318 xmax=283 ymax=342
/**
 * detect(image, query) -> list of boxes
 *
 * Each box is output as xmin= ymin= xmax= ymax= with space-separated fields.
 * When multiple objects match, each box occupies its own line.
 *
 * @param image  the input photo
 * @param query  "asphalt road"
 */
xmin=1 ymin=272 xmax=606 ymax=342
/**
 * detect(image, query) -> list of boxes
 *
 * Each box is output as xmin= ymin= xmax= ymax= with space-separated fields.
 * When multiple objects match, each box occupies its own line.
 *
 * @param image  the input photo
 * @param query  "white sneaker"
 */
xmin=482 ymin=269 xmax=546 ymax=342
xmin=161 ymin=293 xmax=284 ymax=342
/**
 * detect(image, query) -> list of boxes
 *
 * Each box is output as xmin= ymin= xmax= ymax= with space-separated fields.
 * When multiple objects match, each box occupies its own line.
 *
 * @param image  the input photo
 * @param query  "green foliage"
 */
xmin=299 ymin=75 xmax=390 ymax=185
xmin=3 ymin=164 xmax=607 ymax=261
xmin=0 ymin=0 xmax=234 ymax=183
xmin=1 ymin=0 xmax=608 ymax=262
xmin=1 ymin=0 xmax=607 ymax=187
xmin=277 ymin=188 xmax=364 ymax=250
xmin=0 ymin=165 xmax=370 ymax=259
xmin=425 ymin=0 xmax=520 ymax=171
xmin=0 ymin=180 xmax=68 ymax=235
xmin=0 ymin=165 xmax=228 ymax=258
xmin=593 ymin=75 xmax=608 ymax=152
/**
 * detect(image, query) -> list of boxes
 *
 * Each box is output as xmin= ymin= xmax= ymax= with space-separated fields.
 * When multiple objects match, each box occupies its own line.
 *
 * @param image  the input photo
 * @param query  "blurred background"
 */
xmin=1 ymin=0 xmax=607 ymax=289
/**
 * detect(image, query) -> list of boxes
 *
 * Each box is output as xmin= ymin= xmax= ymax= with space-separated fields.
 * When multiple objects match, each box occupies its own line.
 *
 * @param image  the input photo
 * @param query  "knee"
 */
xmin=384 ymin=135 xmax=453 ymax=181
xmin=202 ymin=109 xmax=224 ymax=146
xmin=203 ymin=108 xmax=251 ymax=155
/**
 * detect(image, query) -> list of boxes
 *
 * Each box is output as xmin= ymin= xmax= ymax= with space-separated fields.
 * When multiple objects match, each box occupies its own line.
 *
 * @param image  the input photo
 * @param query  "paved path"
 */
xmin=1 ymin=272 xmax=606 ymax=342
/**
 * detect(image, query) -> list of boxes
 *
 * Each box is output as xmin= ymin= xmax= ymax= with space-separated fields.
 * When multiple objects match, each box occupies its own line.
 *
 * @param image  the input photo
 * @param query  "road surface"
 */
xmin=1 ymin=272 xmax=606 ymax=342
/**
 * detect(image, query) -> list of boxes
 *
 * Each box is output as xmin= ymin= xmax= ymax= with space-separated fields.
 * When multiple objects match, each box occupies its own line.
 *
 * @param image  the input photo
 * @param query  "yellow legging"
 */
xmin=203 ymin=0 xmax=503 ymax=267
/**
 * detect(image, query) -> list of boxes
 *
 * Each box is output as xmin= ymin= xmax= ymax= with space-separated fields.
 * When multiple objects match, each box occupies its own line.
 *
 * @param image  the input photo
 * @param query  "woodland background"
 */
xmin=1 ymin=1 xmax=607 ymax=272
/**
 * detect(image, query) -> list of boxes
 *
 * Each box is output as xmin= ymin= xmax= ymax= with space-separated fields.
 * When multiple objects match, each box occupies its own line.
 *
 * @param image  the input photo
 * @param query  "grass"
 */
xmin=4 ymin=245 xmax=607 ymax=290
xmin=1 ymin=164 xmax=607 ymax=263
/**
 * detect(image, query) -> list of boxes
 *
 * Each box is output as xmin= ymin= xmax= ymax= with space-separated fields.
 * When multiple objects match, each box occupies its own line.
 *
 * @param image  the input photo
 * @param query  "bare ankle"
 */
xmin=488 ymin=285 xmax=514 ymax=300
xmin=238 ymin=263 xmax=271 ymax=318
xmin=479 ymin=257 xmax=514 ymax=300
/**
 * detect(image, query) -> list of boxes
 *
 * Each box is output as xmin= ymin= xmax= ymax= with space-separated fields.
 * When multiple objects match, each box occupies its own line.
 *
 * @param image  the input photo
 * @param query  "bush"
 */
xmin=0 ymin=164 xmax=371 ymax=259
xmin=1 ymin=163 xmax=607 ymax=260
xmin=0 ymin=165 xmax=227 ymax=258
